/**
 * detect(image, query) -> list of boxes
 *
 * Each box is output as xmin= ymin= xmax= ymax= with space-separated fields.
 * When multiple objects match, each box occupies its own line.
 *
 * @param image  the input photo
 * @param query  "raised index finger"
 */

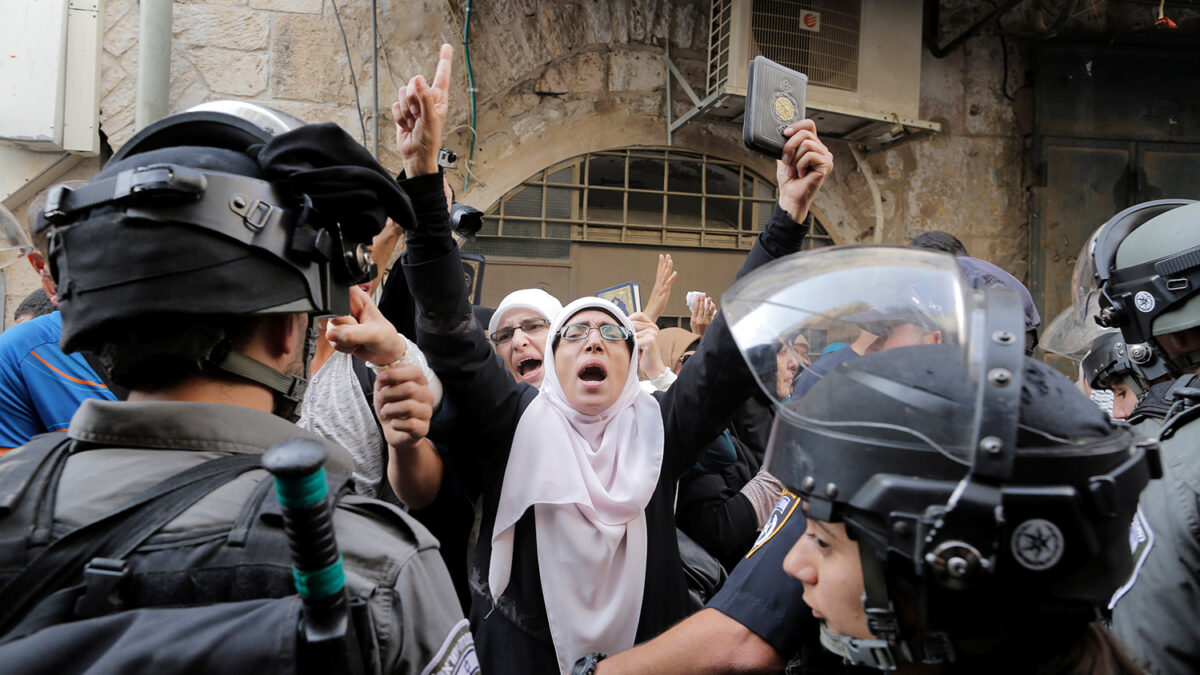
xmin=431 ymin=43 xmax=454 ymax=96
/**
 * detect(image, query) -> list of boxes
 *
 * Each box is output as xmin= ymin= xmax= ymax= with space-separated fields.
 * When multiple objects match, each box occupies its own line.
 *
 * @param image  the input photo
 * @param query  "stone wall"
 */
xmin=93 ymin=0 xmax=1036 ymax=277
xmin=6 ymin=0 xmax=1047 ymax=326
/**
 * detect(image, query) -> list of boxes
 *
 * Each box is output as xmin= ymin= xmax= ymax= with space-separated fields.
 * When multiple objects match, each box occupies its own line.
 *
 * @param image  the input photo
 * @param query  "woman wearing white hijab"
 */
xmin=386 ymin=43 xmax=833 ymax=674
xmin=491 ymin=297 xmax=664 ymax=673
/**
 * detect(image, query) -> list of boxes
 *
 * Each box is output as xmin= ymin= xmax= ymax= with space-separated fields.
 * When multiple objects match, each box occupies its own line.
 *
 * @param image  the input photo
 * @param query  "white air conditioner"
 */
xmin=0 ymin=0 xmax=103 ymax=154
xmin=704 ymin=0 xmax=939 ymax=145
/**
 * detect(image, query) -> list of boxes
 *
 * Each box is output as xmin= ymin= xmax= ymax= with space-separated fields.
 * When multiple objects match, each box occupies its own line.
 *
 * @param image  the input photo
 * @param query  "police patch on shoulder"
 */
xmin=1108 ymin=506 xmax=1155 ymax=610
xmin=420 ymin=619 xmax=480 ymax=675
xmin=746 ymin=491 xmax=800 ymax=559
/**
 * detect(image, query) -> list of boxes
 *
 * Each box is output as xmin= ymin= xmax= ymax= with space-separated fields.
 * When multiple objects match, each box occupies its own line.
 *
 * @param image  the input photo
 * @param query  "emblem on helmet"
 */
xmin=1011 ymin=518 xmax=1065 ymax=571
xmin=1134 ymin=291 xmax=1156 ymax=313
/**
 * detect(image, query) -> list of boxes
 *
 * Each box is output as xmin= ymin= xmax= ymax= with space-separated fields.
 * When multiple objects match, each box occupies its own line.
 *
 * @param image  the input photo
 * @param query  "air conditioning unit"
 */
xmin=703 ymin=0 xmax=939 ymax=147
xmin=0 ymin=0 xmax=103 ymax=154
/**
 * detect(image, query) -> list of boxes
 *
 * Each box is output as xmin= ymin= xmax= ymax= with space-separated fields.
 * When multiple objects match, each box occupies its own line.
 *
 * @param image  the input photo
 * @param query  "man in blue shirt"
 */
xmin=0 ymin=184 xmax=116 ymax=452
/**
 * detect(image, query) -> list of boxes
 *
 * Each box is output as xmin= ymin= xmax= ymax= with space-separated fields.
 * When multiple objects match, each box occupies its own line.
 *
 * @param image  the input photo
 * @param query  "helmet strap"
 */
xmin=212 ymin=319 xmax=311 ymax=423
xmin=821 ymin=530 xmax=959 ymax=670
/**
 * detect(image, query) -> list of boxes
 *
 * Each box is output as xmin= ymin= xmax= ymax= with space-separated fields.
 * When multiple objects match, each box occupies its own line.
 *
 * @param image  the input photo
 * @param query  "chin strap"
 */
xmin=825 ymin=543 xmax=956 ymax=671
xmin=819 ymin=621 xmax=903 ymax=671
xmin=212 ymin=317 xmax=315 ymax=423
xmin=215 ymin=351 xmax=307 ymax=422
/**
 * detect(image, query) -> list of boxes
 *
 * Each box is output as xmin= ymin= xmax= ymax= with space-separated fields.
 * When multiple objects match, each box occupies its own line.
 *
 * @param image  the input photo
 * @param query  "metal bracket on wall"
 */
xmin=665 ymin=43 xmax=741 ymax=146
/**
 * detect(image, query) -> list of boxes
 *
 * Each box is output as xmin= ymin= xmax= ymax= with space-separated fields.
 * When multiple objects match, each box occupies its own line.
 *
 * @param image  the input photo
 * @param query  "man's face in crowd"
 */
xmin=1156 ymin=327 xmax=1200 ymax=373
xmin=775 ymin=335 xmax=810 ymax=398
xmin=492 ymin=308 xmax=551 ymax=387
xmin=867 ymin=323 xmax=942 ymax=353
xmin=553 ymin=309 xmax=631 ymax=415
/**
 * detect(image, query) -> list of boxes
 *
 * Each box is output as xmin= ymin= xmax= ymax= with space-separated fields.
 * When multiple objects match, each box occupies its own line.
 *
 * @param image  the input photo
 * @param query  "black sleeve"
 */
xmin=376 ymin=260 xmax=417 ymax=342
xmin=657 ymin=205 xmax=812 ymax=480
xmin=675 ymin=468 xmax=759 ymax=570
xmin=707 ymin=492 xmax=815 ymax=657
xmin=727 ymin=395 xmax=774 ymax=466
xmin=399 ymin=173 xmax=533 ymax=462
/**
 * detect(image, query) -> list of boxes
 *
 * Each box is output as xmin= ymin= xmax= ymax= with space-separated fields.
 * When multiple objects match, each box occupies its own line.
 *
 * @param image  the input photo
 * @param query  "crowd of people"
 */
xmin=0 ymin=42 xmax=1194 ymax=675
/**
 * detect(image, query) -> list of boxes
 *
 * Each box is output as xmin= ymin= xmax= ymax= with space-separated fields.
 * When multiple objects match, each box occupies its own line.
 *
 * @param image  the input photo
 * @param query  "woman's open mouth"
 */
xmin=578 ymin=362 xmax=608 ymax=385
xmin=517 ymin=357 xmax=543 ymax=377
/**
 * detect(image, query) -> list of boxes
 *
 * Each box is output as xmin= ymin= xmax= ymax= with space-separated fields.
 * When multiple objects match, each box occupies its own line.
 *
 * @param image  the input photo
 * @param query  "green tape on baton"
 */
xmin=293 ymin=554 xmax=345 ymax=599
xmin=273 ymin=468 xmax=327 ymax=509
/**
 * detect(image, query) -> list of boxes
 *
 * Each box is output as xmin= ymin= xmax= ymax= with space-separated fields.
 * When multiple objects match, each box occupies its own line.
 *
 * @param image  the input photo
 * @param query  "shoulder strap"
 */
xmin=348 ymin=356 xmax=403 ymax=503
xmin=0 ymin=435 xmax=75 ymax=572
xmin=0 ymin=434 xmax=74 ymax=518
xmin=1156 ymin=374 xmax=1200 ymax=438
xmin=0 ymin=453 xmax=262 ymax=636
xmin=349 ymin=355 xmax=376 ymax=408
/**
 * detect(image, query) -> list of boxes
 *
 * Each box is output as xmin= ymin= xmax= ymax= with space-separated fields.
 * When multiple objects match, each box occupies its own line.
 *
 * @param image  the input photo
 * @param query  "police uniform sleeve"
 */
xmin=706 ymin=492 xmax=815 ymax=657
xmin=1108 ymin=432 xmax=1200 ymax=675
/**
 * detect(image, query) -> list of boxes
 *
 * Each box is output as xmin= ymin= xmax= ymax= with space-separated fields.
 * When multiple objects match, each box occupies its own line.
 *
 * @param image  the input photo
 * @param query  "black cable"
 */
xmin=983 ymin=0 xmax=1017 ymax=102
xmin=999 ymin=34 xmax=1016 ymax=101
xmin=330 ymin=0 xmax=368 ymax=145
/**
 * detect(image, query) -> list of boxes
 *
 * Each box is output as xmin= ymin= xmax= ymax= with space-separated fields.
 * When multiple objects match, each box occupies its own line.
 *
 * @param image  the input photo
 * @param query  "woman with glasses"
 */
xmin=384 ymin=43 xmax=833 ymax=674
xmin=486 ymin=288 xmax=563 ymax=389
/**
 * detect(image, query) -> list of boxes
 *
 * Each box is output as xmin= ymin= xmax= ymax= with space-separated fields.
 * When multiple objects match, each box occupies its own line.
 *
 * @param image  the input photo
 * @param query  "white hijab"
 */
xmin=488 ymin=297 xmax=665 ymax=674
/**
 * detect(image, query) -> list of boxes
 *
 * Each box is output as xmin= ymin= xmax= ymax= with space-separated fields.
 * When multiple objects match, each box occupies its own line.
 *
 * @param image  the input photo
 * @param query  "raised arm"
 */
xmin=394 ymin=44 xmax=532 ymax=448
xmin=659 ymin=121 xmax=833 ymax=478
xmin=643 ymin=253 xmax=677 ymax=322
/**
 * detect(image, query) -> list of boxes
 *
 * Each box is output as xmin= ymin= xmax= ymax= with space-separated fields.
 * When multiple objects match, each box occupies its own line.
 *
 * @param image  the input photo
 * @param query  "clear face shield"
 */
xmin=724 ymin=246 xmax=1029 ymax=669
xmin=1 ymin=204 xmax=33 ymax=271
xmin=722 ymin=247 xmax=999 ymax=517
xmin=1041 ymin=294 xmax=1108 ymax=361
xmin=1071 ymin=226 xmax=1103 ymax=324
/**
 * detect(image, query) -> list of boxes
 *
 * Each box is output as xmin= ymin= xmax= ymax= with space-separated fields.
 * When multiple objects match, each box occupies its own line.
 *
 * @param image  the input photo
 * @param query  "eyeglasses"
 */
xmin=559 ymin=323 xmax=630 ymax=341
xmin=678 ymin=351 xmax=695 ymax=366
xmin=490 ymin=318 xmax=550 ymax=345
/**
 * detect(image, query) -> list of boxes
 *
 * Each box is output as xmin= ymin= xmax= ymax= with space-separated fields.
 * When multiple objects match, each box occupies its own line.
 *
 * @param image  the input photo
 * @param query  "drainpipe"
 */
xmin=136 ymin=0 xmax=173 ymax=131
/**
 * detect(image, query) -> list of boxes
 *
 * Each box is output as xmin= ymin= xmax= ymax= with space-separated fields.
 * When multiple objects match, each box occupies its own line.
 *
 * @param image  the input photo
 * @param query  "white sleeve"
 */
xmin=368 ymin=334 xmax=444 ymax=412
xmin=648 ymin=368 xmax=677 ymax=391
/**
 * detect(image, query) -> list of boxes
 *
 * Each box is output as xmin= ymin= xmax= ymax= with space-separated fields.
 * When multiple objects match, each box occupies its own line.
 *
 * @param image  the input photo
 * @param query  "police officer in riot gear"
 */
xmin=1081 ymin=331 xmax=1158 ymax=419
xmin=1076 ymin=199 xmax=1200 ymax=674
xmin=0 ymin=103 xmax=477 ymax=674
xmin=717 ymin=247 xmax=1155 ymax=673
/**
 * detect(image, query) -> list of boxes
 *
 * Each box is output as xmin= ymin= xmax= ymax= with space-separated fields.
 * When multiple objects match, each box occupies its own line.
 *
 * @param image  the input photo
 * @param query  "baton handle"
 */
xmin=263 ymin=438 xmax=347 ymax=641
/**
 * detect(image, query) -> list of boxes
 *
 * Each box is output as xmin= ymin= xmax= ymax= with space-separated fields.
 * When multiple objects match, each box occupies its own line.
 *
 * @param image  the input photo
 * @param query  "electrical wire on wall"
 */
xmin=330 ymin=0 xmax=368 ymax=146
xmin=462 ymin=0 xmax=479 ymax=190
xmin=371 ymin=0 xmax=379 ymax=157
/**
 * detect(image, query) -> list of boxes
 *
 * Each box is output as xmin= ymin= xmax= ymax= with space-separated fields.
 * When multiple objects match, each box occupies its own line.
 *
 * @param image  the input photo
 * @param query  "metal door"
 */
xmin=1032 ymin=43 xmax=1200 ymax=325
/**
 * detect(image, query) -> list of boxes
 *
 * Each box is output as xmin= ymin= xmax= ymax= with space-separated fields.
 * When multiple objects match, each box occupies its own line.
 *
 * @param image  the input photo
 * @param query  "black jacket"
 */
xmin=399 ymin=171 xmax=809 ymax=673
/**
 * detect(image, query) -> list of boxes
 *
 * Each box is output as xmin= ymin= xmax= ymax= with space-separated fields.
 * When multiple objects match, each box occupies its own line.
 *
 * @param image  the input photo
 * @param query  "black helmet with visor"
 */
xmin=37 ymin=101 xmax=416 ymax=419
xmin=724 ymin=247 xmax=1159 ymax=670
xmin=1073 ymin=199 xmax=1200 ymax=380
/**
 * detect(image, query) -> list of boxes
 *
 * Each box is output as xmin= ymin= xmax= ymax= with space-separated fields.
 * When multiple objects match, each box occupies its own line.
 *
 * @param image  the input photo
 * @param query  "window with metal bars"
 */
xmin=465 ymin=147 xmax=834 ymax=260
